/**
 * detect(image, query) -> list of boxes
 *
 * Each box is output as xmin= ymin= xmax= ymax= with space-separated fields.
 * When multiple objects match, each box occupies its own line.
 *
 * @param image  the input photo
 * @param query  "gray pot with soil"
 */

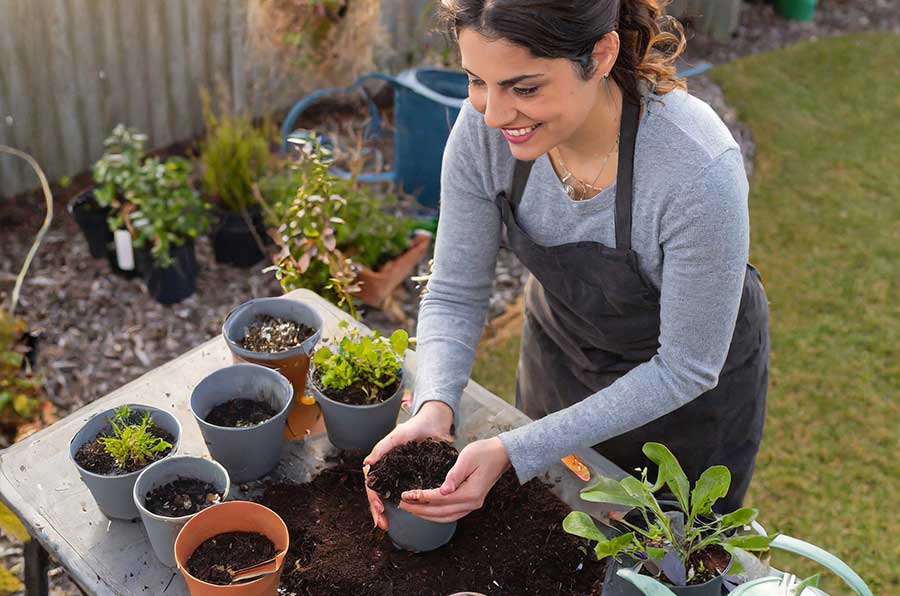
xmin=133 ymin=455 xmax=230 ymax=568
xmin=69 ymin=405 xmax=181 ymax=520
xmin=190 ymin=363 xmax=293 ymax=482
xmin=211 ymin=207 xmax=269 ymax=267
xmin=223 ymin=298 xmax=324 ymax=438
xmin=67 ymin=190 xmax=112 ymax=258
xmin=307 ymin=367 xmax=404 ymax=452
xmin=383 ymin=503 xmax=457 ymax=553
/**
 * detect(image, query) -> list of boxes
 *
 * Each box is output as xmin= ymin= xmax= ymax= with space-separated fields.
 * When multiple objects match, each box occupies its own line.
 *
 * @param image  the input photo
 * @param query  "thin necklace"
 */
xmin=553 ymin=131 xmax=620 ymax=201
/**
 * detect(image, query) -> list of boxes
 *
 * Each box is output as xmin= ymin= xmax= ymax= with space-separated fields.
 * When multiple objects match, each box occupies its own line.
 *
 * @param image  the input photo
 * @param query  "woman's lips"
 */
xmin=502 ymin=123 xmax=542 ymax=144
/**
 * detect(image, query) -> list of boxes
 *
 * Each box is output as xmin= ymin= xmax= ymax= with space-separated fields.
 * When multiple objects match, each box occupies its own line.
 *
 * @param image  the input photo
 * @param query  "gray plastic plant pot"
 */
xmin=384 ymin=502 xmax=457 ymax=553
xmin=133 ymin=456 xmax=230 ymax=568
xmin=603 ymin=555 xmax=730 ymax=596
xmin=190 ymin=363 xmax=293 ymax=482
xmin=69 ymin=405 xmax=181 ymax=521
xmin=308 ymin=369 xmax=404 ymax=452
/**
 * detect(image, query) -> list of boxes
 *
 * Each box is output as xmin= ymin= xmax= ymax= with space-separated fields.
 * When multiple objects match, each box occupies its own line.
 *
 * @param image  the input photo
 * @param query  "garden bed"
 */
xmin=256 ymin=452 xmax=606 ymax=595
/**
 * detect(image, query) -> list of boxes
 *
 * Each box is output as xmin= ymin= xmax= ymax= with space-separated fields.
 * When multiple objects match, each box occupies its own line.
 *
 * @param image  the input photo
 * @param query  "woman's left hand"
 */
xmin=399 ymin=437 xmax=511 ymax=523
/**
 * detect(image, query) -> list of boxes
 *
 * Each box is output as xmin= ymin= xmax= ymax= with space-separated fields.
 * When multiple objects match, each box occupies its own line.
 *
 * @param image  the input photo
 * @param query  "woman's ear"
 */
xmin=591 ymin=31 xmax=620 ymax=80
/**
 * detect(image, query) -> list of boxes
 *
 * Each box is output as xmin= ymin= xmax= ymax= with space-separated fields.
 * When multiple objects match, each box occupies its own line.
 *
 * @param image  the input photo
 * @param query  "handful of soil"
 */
xmin=241 ymin=315 xmax=314 ymax=353
xmin=187 ymin=531 xmax=276 ymax=585
xmin=143 ymin=478 xmax=223 ymax=517
xmin=205 ymin=399 xmax=278 ymax=428
xmin=365 ymin=439 xmax=458 ymax=503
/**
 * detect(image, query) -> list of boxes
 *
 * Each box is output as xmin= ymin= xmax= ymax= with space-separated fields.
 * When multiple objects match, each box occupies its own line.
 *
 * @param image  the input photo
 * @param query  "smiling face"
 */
xmin=459 ymin=28 xmax=615 ymax=161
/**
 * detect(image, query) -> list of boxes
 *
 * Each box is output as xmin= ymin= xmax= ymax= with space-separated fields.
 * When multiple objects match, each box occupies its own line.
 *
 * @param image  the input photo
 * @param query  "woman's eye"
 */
xmin=467 ymin=79 xmax=485 ymax=88
xmin=513 ymin=86 xmax=539 ymax=97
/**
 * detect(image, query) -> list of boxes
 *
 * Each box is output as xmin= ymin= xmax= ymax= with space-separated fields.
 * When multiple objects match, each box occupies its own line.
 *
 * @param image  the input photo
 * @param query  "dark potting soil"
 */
xmin=73 ymin=421 xmax=175 ymax=475
xmin=241 ymin=315 xmax=314 ymax=353
xmin=143 ymin=478 xmax=223 ymax=517
xmin=205 ymin=399 xmax=278 ymax=428
xmin=186 ymin=531 xmax=276 ymax=586
xmin=365 ymin=439 xmax=458 ymax=504
xmin=687 ymin=543 xmax=731 ymax=584
xmin=257 ymin=453 xmax=606 ymax=596
xmin=312 ymin=369 xmax=401 ymax=406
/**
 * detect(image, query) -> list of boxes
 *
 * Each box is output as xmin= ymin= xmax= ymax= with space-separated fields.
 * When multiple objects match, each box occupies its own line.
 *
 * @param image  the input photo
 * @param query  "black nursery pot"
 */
xmin=67 ymin=191 xmax=112 ymax=258
xmin=211 ymin=207 xmax=268 ymax=268
xmin=137 ymin=242 xmax=198 ymax=305
xmin=105 ymin=238 xmax=143 ymax=280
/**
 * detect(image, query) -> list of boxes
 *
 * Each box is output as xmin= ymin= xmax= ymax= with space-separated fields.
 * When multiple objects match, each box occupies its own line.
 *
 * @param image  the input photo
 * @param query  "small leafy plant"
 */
xmin=563 ymin=443 xmax=773 ymax=586
xmin=92 ymin=124 xmax=148 ymax=230
xmin=98 ymin=406 xmax=173 ymax=470
xmin=311 ymin=321 xmax=408 ymax=404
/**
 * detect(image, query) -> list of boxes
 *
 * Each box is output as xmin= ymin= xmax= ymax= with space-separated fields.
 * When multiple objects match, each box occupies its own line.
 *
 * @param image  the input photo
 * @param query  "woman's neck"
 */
xmin=557 ymin=80 xmax=624 ymax=160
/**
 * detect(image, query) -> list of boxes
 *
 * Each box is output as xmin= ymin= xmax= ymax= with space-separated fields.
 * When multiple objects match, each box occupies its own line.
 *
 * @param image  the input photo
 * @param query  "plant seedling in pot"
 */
xmin=76 ymin=405 xmax=175 ymax=475
xmin=563 ymin=442 xmax=774 ymax=591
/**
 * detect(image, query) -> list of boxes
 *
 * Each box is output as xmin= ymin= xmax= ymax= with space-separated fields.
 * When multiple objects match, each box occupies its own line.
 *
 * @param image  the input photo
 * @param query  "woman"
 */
xmin=365 ymin=0 xmax=768 ymax=526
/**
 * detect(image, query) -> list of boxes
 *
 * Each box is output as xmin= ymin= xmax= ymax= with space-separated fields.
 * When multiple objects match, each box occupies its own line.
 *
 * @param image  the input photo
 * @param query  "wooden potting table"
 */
xmin=0 ymin=290 xmax=625 ymax=595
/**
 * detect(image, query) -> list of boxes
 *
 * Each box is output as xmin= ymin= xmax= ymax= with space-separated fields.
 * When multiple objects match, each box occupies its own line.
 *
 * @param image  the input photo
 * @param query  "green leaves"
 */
xmin=716 ymin=507 xmax=758 ymax=531
xmin=689 ymin=465 xmax=731 ymax=521
xmin=595 ymin=532 xmax=637 ymax=560
xmin=580 ymin=475 xmax=643 ymax=508
xmin=562 ymin=511 xmax=607 ymax=542
xmin=724 ymin=533 xmax=775 ymax=552
xmin=98 ymin=409 xmax=173 ymax=470
xmin=312 ymin=326 xmax=406 ymax=402
xmin=643 ymin=442 xmax=690 ymax=513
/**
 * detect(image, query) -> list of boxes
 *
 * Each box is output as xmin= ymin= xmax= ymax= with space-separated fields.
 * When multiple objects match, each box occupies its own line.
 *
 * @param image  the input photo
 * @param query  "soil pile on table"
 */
xmin=240 ymin=315 xmax=313 ymax=353
xmin=143 ymin=478 xmax=223 ymax=517
xmin=205 ymin=399 xmax=278 ymax=428
xmin=186 ymin=531 xmax=276 ymax=586
xmin=365 ymin=439 xmax=458 ymax=503
xmin=257 ymin=453 xmax=605 ymax=595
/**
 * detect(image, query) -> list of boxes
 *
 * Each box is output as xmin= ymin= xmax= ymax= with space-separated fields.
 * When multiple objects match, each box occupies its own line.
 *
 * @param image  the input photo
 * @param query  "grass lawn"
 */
xmin=472 ymin=33 xmax=899 ymax=593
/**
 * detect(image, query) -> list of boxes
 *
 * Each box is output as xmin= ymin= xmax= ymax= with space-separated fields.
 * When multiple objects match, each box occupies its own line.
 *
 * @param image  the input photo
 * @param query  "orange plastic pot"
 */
xmin=174 ymin=501 xmax=289 ymax=595
xmin=356 ymin=231 xmax=432 ymax=307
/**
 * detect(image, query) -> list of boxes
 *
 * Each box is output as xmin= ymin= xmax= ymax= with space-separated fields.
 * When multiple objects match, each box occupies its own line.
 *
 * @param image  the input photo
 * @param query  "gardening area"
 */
xmin=0 ymin=1 xmax=897 ymax=595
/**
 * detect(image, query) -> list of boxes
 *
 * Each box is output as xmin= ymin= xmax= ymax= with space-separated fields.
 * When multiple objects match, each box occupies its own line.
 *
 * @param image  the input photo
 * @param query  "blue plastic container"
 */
xmin=281 ymin=68 xmax=469 ymax=209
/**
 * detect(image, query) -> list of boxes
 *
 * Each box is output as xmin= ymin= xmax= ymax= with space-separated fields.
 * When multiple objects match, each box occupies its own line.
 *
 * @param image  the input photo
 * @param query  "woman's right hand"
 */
xmin=363 ymin=401 xmax=454 ymax=530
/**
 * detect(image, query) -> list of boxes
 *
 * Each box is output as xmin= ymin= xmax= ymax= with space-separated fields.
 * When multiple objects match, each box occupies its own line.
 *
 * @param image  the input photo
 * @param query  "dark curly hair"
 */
xmin=438 ymin=0 xmax=687 ymax=103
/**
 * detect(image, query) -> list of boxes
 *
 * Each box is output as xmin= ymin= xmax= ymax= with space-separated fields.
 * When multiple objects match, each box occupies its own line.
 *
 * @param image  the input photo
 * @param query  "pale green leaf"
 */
xmin=562 ymin=511 xmax=607 ymax=543
xmin=643 ymin=442 xmax=690 ymax=512
xmin=717 ymin=507 xmax=758 ymax=530
xmin=726 ymin=533 xmax=774 ymax=551
xmin=689 ymin=465 xmax=730 ymax=519
xmin=580 ymin=475 xmax=642 ymax=508
xmin=595 ymin=532 xmax=636 ymax=560
xmin=389 ymin=329 xmax=409 ymax=356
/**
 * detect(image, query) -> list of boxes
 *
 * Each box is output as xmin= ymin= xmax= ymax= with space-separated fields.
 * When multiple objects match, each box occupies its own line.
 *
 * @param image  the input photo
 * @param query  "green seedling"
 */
xmin=98 ymin=406 xmax=173 ymax=469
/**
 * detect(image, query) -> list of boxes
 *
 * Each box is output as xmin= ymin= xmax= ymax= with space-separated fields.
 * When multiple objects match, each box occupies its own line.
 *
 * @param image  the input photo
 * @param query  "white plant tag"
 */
xmin=114 ymin=229 xmax=135 ymax=271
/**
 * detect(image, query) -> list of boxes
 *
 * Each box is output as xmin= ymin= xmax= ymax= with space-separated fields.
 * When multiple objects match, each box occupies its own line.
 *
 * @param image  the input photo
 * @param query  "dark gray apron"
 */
xmin=495 ymin=98 xmax=769 ymax=511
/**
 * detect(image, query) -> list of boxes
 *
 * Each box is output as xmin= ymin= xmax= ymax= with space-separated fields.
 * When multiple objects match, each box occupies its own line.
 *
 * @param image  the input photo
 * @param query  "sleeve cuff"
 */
xmin=499 ymin=424 xmax=544 ymax=484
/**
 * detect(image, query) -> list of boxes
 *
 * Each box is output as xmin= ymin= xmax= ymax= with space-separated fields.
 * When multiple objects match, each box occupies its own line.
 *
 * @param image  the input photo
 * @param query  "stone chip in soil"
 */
xmin=187 ymin=531 xmax=276 ymax=586
xmin=205 ymin=398 xmax=278 ymax=428
xmin=259 ymin=453 xmax=606 ymax=595
xmin=241 ymin=314 xmax=314 ymax=353
xmin=143 ymin=478 xmax=223 ymax=517
xmin=366 ymin=438 xmax=458 ymax=504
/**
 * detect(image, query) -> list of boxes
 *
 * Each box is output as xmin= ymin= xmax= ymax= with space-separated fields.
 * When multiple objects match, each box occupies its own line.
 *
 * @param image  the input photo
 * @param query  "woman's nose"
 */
xmin=483 ymin=91 xmax=516 ymax=129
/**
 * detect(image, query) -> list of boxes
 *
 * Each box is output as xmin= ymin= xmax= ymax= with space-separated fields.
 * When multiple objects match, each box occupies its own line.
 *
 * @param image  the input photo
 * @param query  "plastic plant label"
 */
xmin=114 ymin=229 xmax=135 ymax=271
xmin=561 ymin=454 xmax=591 ymax=482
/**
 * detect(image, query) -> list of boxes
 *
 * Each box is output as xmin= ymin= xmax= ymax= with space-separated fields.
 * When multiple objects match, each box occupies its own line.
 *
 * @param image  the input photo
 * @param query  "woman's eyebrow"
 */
xmin=463 ymin=67 xmax=545 ymax=87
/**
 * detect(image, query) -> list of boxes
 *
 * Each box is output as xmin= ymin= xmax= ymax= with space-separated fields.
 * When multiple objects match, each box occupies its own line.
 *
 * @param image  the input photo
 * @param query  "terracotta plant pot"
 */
xmin=69 ymin=404 xmax=181 ymax=520
xmin=222 ymin=298 xmax=324 ymax=439
xmin=174 ymin=501 xmax=289 ymax=595
xmin=356 ymin=231 xmax=432 ymax=307
xmin=308 ymin=367 xmax=404 ymax=452
xmin=190 ymin=364 xmax=293 ymax=482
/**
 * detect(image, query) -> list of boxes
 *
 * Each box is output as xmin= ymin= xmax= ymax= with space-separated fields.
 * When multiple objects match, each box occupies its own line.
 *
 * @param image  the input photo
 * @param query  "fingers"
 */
xmin=399 ymin=501 xmax=473 ymax=523
xmin=439 ymin=459 xmax=470 ymax=495
xmin=365 ymin=487 xmax=388 ymax=530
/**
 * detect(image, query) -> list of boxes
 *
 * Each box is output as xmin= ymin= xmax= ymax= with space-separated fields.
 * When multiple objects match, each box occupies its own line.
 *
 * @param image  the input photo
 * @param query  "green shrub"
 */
xmin=98 ymin=406 xmax=173 ymax=470
xmin=92 ymin=124 xmax=148 ymax=231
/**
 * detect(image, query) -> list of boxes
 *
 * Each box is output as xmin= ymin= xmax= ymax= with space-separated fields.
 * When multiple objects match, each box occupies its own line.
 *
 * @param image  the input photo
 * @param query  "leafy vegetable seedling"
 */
xmin=98 ymin=406 xmax=173 ymax=470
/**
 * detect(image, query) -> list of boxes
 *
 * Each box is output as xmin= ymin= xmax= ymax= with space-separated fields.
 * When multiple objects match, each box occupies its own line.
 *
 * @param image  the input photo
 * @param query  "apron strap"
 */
xmin=509 ymin=158 xmax=535 ymax=213
xmin=614 ymin=98 xmax=641 ymax=251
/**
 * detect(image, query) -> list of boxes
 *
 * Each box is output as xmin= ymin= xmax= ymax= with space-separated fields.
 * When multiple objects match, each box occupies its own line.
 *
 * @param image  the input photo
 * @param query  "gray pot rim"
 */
xmin=68 ymin=404 xmax=182 ymax=481
xmin=133 ymin=456 xmax=231 ymax=523
xmin=222 ymin=297 xmax=323 ymax=360
xmin=308 ymin=365 xmax=405 ymax=410
xmin=189 ymin=363 xmax=294 ymax=431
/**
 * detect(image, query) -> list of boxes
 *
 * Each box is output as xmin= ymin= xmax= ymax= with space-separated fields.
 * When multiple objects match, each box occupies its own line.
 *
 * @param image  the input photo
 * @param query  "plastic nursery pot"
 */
xmin=775 ymin=0 xmax=817 ymax=21
xmin=356 ymin=231 xmax=432 ymax=307
xmin=308 ymin=367 xmax=404 ymax=452
xmin=383 ymin=501 xmax=457 ymax=553
xmin=222 ymin=297 xmax=324 ymax=438
xmin=174 ymin=501 xmax=289 ymax=596
xmin=68 ymin=404 xmax=181 ymax=520
xmin=67 ymin=190 xmax=112 ymax=258
xmin=211 ymin=207 xmax=268 ymax=268
xmin=134 ymin=456 xmax=231 ymax=568
xmin=190 ymin=364 xmax=293 ymax=483
xmin=136 ymin=242 xmax=199 ymax=305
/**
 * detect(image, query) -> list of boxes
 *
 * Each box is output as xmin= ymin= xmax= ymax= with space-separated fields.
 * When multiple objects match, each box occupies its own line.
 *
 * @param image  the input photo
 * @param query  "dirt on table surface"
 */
xmin=205 ymin=398 xmax=279 ymax=428
xmin=186 ymin=531 xmax=277 ymax=586
xmin=73 ymin=425 xmax=175 ymax=476
xmin=365 ymin=439 xmax=458 ymax=504
xmin=240 ymin=314 xmax=315 ymax=353
xmin=257 ymin=453 xmax=605 ymax=596
xmin=143 ymin=478 xmax=223 ymax=517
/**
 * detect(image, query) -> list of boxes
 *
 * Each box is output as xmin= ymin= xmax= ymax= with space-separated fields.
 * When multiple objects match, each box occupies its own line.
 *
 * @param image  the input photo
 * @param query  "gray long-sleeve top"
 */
xmin=412 ymin=89 xmax=751 ymax=483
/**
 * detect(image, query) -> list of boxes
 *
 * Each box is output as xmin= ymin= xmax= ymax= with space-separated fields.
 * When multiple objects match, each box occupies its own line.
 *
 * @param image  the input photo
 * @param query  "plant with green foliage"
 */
xmin=92 ymin=124 xmax=148 ymax=231
xmin=312 ymin=321 xmax=408 ymax=404
xmin=0 ymin=311 xmax=42 ymax=426
xmin=563 ymin=443 xmax=773 ymax=587
xmin=127 ymin=157 xmax=212 ymax=267
xmin=98 ymin=406 xmax=173 ymax=470
xmin=199 ymin=91 xmax=272 ymax=213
